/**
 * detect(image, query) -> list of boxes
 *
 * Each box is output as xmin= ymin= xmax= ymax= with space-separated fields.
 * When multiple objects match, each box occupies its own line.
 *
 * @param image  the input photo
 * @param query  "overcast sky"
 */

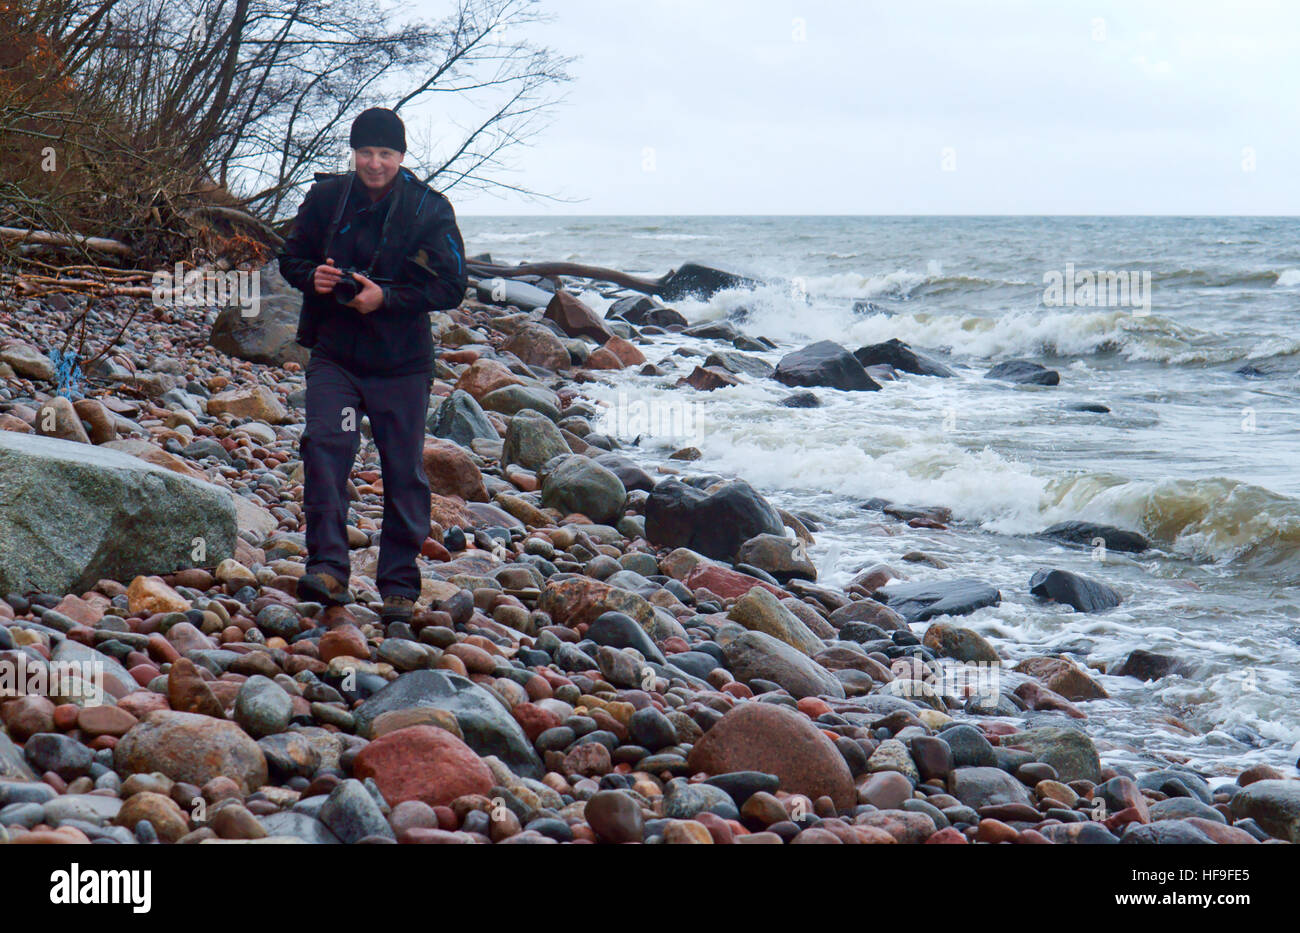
xmin=410 ymin=0 xmax=1299 ymax=216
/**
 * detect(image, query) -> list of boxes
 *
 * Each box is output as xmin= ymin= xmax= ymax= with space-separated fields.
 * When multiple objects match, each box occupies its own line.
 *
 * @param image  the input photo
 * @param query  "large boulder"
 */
xmin=853 ymin=338 xmax=955 ymax=377
xmin=645 ymin=478 xmax=783 ymax=561
xmin=113 ymin=711 xmax=267 ymax=791
xmin=686 ymin=703 xmax=855 ymax=809
xmin=540 ymin=455 xmax=626 ymax=524
xmin=352 ymin=670 xmax=543 ymax=778
xmin=774 ymin=341 xmax=880 ymax=391
xmin=479 ymin=384 xmax=562 ymax=422
xmin=875 ymin=578 xmax=1001 ymax=623
xmin=0 ymin=431 xmax=237 ymax=595
xmin=208 ymin=261 xmax=310 ymax=366
xmin=721 ymin=630 xmax=845 ymax=699
xmin=657 ymin=263 xmax=760 ymax=301
xmin=1029 ymin=568 xmax=1121 ymax=612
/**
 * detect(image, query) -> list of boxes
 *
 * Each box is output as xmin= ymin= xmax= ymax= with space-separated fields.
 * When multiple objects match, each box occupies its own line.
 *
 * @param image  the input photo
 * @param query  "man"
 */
xmin=277 ymin=106 xmax=467 ymax=626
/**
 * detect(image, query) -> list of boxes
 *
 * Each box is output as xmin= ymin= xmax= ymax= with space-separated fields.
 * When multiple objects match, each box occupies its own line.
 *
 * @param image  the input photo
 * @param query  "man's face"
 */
xmin=354 ymin=146 xmax=403 ymax=190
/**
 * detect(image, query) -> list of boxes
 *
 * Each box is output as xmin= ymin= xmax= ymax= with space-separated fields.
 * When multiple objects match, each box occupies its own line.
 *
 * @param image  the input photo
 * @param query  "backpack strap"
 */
xmin=319 ymin=172 xmax=355 ymax=262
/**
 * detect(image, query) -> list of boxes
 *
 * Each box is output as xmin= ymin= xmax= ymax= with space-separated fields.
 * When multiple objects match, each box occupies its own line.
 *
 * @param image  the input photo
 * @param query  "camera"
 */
xmin=331 ymin=268 xmax=364 ymax=305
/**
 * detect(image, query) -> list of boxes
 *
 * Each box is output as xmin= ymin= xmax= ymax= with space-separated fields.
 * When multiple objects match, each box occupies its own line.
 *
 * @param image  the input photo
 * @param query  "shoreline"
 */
xmin=0 ymin=260 xmax=1296 ymax=845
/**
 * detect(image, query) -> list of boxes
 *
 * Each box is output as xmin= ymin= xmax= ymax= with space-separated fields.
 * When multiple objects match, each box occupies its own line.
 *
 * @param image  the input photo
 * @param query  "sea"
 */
xmin=456 ymin=214 xmax=1300 ymax=781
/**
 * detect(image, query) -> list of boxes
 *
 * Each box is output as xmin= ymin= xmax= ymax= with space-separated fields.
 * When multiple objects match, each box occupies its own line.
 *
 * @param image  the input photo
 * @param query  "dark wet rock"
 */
xmin=998 ymin=726 xmax=1101 ymax=783
xmin=1029 ymin=568 xmax=1122 ymax=613
xmin=587 ymin=611 xmax=666 ymax=665
xmin=208 ymin=261 xmax=310 ymax=367
xmin=658 ymin=263 xmax=760 ymax=301
xmin=875 ymin=578 xmax=1001 ymax=623
xmin=985 ymin=360 xmax=1060 ymax=385
xmin=853 ymin=339 xmax=955 ymax=377
xmin=703 ymin=351 xmax=774 ymax=379
xmin=645 ymin=477 xmax=783 ymax=561
xmin=774 ymin=341 xmax=880 ymax=392
xmin=1038 ymin=520 xmax=1150 ymax=554
xmin=1112 ymin=649 xmax=1185 ymax=682
xmin=682 ymin=321 xmax=741 ymax=341
xmin=779 ymin=391 xmax=821 ymax=408
xmin=1067 ymin=402 xmax=1111 ymax=413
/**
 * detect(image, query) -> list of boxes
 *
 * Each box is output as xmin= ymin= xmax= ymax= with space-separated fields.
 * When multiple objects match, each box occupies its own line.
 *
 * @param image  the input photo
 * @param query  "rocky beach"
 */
xmin=1 ymin=255 xmax=1298 ymax=848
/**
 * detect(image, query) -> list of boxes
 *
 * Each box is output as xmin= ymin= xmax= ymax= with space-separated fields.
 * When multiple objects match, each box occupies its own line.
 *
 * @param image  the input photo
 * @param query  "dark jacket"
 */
xmin=277 ymin=167 xmax=467 ymax=377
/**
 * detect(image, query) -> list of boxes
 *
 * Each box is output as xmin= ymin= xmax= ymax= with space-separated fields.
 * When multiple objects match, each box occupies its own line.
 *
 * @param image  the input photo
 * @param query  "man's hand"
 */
xmin=346 ymin=272 xmax=384 ymax=314
xmin=313 ymin=258 xmax=343 ymax=295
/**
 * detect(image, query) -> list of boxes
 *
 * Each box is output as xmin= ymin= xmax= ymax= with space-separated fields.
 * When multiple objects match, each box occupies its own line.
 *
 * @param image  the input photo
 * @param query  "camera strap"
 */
xmin=320 ymin=171 xmax=355 ymax=263
xmin=363 ymin=171 xmax=405 ymax=280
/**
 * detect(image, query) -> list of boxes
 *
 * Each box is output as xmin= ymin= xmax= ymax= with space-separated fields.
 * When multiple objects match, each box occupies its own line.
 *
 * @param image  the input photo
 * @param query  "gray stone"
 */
xmin=318 ymin=778 xmax=394 ymax=843
xmin=0 ymin=431 xmax=237 ymax=594
xmin=234 ymin=675 xmax=293 ymax=738
xmin=721 ymin=629 xmax=845 ymax=699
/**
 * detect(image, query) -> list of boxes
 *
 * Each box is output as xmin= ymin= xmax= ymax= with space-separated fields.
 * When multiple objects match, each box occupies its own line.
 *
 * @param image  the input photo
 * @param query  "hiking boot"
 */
xmin=297 ymin=571 xmax=353 ymax=607
xmin=380 ymin=595 xmax=416 ymax=625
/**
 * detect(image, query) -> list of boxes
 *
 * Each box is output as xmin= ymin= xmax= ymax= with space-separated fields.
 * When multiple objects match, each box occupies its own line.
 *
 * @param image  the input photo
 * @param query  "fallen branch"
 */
xmin=0 ymin=226 xmax=133 ymax=257
xmin=467 ymin=259 xmax=666 ymax=295
xmin=179 ymin=206 xmax=285 ymax=248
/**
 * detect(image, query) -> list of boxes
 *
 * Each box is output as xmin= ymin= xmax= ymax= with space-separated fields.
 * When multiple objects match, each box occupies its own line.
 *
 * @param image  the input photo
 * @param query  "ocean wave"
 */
xmin=470 ymin=231 xmax=549 ymax=242
xmin=1276 ymin=269 xmax=1300 ymax=287
xmin=1040 ymin=474 xmax=1300 ymax=576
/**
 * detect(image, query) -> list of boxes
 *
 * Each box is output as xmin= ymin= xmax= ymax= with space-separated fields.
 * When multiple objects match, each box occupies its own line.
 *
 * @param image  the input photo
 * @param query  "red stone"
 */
xmin=352 ymin=725 xmax=493 ymax=808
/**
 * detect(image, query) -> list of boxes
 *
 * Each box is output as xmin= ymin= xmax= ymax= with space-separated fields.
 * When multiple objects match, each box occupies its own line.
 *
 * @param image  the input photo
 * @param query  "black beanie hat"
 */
xmin=350 ymin=107 xmax=406 ymax=153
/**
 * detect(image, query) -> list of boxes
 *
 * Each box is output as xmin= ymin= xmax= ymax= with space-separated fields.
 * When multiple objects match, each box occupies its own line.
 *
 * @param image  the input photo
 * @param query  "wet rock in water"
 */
xmin=984 ymin=360 xmax=1060 ymax=385
xmin=1029 ymin=568 xmax=1122 ymax=612
xmin=774 ymin=340 xmax=881 ymax=392
xmin=606 ymin=295 xmax=688 ymax=328
xmin=1230 ymin=780 xmax=1300 ymax=842
xmin=682 ymin=321 xmax=741 ymax=341
xmin=703 ymin=350 xmax=774 ymax=379
xmin=853 ymin=338 xmax=956 ymax=377
xmin=1037 ymin=520 xmax=1150 ymax=553
xmin=645 ymin=477 xmax=784 ymax=561
xmin=875 ymin=578 xmax=1001 ymax=623
xmin=677 ymin=365 xmax=742 ymax=391
xmin=779 ymin=391 xmax=821 ymax=408
xmin=0 ymin=431 xmax=237 ymax=595
xmin=686 ymin=703 xmax=856 ymax=809
xmin=721 ymin=630 xmax=845 ymax=699
xmin=539 ymin=454 xmax=627 ymax=524
xmin=352 ymin=670 xmax=543 ymax=778
xmin=544 ymin=291 xmax=611 ymax=342
xmin=1067 ymin=402 xmax=1111 ymax=413
xmin=1111 ymin=648 xmax=1186 ymax=682
xmin=657 ymin=263 xmax=760 ymax=301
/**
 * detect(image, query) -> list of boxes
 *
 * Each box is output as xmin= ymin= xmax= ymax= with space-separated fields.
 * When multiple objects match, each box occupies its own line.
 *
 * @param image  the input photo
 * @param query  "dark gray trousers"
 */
xmin=301 ymin=352 xmax=432 ymax=600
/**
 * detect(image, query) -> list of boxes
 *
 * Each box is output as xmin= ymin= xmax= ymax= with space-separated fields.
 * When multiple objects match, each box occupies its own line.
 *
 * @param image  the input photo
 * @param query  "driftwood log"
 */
xmin=466 ymin=259 xmax=664 ymax=294
xmin=0 ymin=226 xmax=133 ymax=257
